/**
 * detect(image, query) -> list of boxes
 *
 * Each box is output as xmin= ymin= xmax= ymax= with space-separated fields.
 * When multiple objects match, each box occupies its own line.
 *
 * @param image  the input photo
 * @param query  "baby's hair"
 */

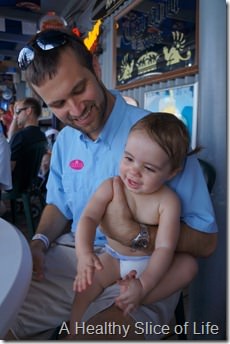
xmin=130 ymin=112 xmax=200 ymax=171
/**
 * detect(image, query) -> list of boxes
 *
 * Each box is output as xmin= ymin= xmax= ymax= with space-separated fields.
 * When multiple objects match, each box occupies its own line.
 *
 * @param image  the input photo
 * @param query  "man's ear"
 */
xmin=92 ymin=55 xmax=102 ymax=79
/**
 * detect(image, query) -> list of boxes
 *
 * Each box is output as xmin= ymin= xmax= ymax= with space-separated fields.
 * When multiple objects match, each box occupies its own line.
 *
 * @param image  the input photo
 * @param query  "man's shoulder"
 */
xmin=57 ymin=125 xmax=75 ymax=136
xmin=11 ymin=126 xmax=46 ymax=147
xmin=112 ymin=90 xmax=149 ymax=117
xmin=55 ymin=126 xmax=77 ymax=145
xmin=24 ymin=126 xmax=47 ymax=140
xmin=10 ymin=129 xmax=23 ymax=144
xmin=122 ymin=103 xmax=150 ymax=123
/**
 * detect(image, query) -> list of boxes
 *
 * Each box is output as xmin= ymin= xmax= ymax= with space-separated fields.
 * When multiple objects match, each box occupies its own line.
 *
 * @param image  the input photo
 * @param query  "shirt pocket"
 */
xmin=62 ymin=170 xmax=93 ymax=221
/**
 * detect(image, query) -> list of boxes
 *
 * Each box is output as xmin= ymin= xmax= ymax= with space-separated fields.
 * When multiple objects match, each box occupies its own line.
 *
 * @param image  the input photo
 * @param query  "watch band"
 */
xmin=131 ymin=223 xmax=150 ymax=250
xmin=32 ymin=233 xmax=50 ymax=249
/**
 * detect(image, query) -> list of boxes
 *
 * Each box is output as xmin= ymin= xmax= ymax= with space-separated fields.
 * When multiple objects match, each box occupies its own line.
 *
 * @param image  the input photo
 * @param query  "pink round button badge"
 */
xmin=69 ymin=159 xmax=84 ymax=170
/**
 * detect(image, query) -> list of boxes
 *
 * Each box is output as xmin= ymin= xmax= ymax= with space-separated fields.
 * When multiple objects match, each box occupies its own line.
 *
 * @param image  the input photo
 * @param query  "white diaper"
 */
xmin=104 ymin=244 xmax=150 ymax=278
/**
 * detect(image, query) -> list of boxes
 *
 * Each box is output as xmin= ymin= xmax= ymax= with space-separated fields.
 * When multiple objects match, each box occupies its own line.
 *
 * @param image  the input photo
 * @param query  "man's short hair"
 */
xmin=22 ymin=97 xmax=42 ymax=118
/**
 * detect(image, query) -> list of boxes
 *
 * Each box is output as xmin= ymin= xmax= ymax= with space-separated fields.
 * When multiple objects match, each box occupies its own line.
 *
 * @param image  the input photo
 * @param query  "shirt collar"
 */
xmin=79 ymin=90 xmax=126 ymax=148
xmin=98 ymin=90 xmax=127 ymax=148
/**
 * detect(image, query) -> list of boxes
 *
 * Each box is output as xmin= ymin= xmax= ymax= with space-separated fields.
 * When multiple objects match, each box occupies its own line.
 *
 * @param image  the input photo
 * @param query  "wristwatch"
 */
xmin=131 ymin=224 xmax=150 ymax=250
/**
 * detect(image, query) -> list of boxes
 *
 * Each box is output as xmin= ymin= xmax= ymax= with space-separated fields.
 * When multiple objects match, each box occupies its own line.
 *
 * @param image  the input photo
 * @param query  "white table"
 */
xmin=0 ymin=218 xmax=32 ymax=338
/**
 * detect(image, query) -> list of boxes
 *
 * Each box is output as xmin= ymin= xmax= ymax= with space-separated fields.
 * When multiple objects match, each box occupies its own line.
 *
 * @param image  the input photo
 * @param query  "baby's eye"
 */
xmin=124 ymin=156 xmax=133 ymax=162
xmin=145 ymin=166 xmax=155 ymax=172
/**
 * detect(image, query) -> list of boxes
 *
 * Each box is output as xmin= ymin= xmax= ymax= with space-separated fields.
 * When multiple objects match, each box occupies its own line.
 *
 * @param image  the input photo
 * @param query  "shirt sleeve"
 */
xmin=46 ymin=140 xmax=73 ymax=220
xmin=169 ymin=155 xmax=218 ymax=233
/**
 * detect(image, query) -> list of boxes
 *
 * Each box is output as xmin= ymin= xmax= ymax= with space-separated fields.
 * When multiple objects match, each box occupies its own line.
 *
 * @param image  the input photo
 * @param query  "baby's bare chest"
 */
xmin=125 ymin=192 xmax=161 ymax=225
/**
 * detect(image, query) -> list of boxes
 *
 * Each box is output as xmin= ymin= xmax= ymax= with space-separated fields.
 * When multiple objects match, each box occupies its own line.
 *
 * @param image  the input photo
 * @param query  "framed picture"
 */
xmin=113 ymin=0 xmax=198 ymax=89
xmin=144 ymin=82 xmax=198 ymax=148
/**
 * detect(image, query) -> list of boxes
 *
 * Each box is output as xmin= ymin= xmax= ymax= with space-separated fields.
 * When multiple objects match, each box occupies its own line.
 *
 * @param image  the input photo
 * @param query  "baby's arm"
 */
xmin=116 ymin=189 xmax=181 ymax=311
xmin=140 ymin=190 xmax=181 ymax=291
xmin=74 ymin=178 xmax=114 ymax=291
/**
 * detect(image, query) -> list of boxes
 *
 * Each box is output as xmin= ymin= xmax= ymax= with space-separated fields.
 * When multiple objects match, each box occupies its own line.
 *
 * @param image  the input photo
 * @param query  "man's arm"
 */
xmin=175 ymin=222 xmax=217 ymax=257
xmin=32 ymin=204 xmax=70 ymax=244
xmin=146 ymin=222 xmax=217 ymax=257
xmin=31 ymin=204 xmax=70 ymax=253
xmin=7 ymin=115 xmax=20 ymax=140
xmin=102 ymin=177 xmax=217 ymax=258
xmin=30 ymin=204 xmax=70 ymax=280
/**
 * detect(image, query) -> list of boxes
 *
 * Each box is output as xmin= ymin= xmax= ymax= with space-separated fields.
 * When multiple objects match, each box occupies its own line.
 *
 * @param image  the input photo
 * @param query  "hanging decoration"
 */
xmin=92 ymin=0 xmax=126 ymax=20
xmin=72 ymin=27 xmax=82 ymax=38
xmin=83 ymin=19 xmax=103 ymax=54
xmin=39 ymin=12 xmax=103 ymax=56
xmin=72 ymin=19 xmax=103 ymax=55
xmin=39 ymin=12 xmax=67 ymax=31
xmin=16 ymin=0 xmax=41 ymax=12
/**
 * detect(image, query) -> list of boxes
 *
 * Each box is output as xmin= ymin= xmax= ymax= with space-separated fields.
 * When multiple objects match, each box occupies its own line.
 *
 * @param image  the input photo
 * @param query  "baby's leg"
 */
xmin=69 ymin=252 xmax=120 ymax=337
xmin=142 ymin=253 xmax=198 ymax=304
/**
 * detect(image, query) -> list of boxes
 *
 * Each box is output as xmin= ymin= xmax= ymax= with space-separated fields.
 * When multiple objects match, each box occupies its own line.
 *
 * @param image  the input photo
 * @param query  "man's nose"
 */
xmin=68 ymin=98 xmax=84 ymax=117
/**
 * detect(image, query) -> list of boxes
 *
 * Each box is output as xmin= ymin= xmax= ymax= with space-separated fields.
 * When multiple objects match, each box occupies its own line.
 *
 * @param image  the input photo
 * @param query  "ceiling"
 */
xmin=0 ymin=0 xmax=113 ymax=104
xmin=0 ymin=0 xmax=100 ymax=71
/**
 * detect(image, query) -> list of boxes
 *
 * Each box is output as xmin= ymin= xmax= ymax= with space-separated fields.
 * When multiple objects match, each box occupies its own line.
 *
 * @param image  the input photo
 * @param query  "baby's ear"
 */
xmin=168 ymin=167 xmax=182 ymax=180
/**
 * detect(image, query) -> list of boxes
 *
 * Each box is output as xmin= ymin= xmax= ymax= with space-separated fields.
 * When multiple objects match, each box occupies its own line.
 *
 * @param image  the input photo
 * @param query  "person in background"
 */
xmin=4 ymin=102 xmax=14 ymax=132
xmin=9 ymin=97 xmax=47 ymax=189
xmin=38 ymin=128 xmax=59 ymax=198
xmin=7 ymin=29 xmax=217 ymax=340
xmin=0 ymin=104 xmax=14 ymax=136
xmin=8 ymin=99 xmax=15 ymax=116
xmin=122 ymin=95 xmax=139 ymax=107
xmin=0 ymin=131 xmax=12 ymax=215
xmin=0 ymin=107 xmax=8 ymax=137
xmin=69 ymin=113 xmax=199 ymax=337
xmin=7 ymin=100 xmax=21 ymax=140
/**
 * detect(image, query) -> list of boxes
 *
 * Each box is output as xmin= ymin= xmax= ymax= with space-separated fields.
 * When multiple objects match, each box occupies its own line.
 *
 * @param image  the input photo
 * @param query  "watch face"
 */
xmin=139 ymin=239 xmax=148 ymax=248
xmin=134 ymin=239 xmax=148 ymax=249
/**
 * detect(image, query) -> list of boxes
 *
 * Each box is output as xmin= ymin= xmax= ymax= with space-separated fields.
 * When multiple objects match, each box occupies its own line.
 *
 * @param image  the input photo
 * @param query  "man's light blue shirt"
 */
xmin=47 ymin=91 xmax=217 ymax=245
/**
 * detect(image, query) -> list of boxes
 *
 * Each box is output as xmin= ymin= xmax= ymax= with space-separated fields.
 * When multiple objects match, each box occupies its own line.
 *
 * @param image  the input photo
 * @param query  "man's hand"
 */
xmin=101 ymin=176 xmax=139 ymax=246
xmin=29 ymin=205 xmax=69 ymax=280
xmin=30 ymin=240 xmax=47 ymax=281
xmin=101 ymin=177 xmax=216 ymax=258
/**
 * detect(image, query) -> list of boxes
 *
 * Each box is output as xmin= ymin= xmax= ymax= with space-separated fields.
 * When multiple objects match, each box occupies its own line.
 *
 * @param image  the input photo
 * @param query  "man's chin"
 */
xmin=67 ymin=123 xmax=95 ymax=137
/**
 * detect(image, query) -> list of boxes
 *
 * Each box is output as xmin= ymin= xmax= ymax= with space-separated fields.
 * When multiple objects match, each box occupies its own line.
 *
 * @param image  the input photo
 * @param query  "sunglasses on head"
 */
xmin=18 ymin=30 xmax=85 ymax=71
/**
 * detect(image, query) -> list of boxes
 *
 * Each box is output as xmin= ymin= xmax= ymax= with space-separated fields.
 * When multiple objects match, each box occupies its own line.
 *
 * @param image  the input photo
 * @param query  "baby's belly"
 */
xmin=107 ymin=238 xmax=149 ymax=256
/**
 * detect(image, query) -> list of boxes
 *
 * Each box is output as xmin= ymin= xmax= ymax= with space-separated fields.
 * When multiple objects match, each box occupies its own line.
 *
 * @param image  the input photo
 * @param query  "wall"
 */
xmin=188 ymin=0 xmax=226 ymax=339
xmin=99 ymin=0 xmax=227 ymax=339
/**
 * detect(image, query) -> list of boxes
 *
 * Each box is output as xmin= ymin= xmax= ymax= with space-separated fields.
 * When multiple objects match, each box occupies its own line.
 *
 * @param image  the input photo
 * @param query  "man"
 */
xmin=0 ymin=131 xmax=12 ymax=191
xmin=9 ymin=97 xmax=47 ymax=190
xmin=0 ymin=107 xmax=8 ymax=137
xmin=8 ymin=29 xmax=217 ymax=340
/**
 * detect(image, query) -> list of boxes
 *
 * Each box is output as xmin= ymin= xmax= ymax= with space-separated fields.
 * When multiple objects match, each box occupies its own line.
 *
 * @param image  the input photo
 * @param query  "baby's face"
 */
xmin=119 ymin=130 xmax=174 ymax=194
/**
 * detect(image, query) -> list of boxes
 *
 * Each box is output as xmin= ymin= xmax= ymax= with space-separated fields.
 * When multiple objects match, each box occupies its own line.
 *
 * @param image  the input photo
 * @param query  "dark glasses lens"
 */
xmin=36 ymin=30 xmax=67 ymax=50
xmin=15 ymin=107 xmax=28 ymax=115
xmin=18 ymin=31 xmax=69 ymax=70
xmin=18 ymin=46 xmax=35 ymax=71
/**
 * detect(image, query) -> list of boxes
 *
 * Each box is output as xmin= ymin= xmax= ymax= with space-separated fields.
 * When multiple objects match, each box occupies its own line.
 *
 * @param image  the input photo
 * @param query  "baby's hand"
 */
xmin=115 ymin=270 xmax=144 ymax=315
xmin=74 ymin=252 xmax=103 ymax=292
